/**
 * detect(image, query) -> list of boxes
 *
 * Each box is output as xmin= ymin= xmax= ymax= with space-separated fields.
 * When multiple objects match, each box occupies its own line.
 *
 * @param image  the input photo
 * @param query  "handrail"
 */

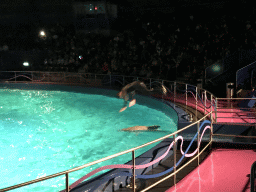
xmin=217 ymin=98 xmax=256 ymax=100
xmin=214 ymin=97 xmax=256 ymax=124
xmin=141 ymin=131 xmax=213 ymax=192
xmin=0 ymin=71 xmax=254 ymax=192
xmin=0 ymin=71 xmax=217 ymax=98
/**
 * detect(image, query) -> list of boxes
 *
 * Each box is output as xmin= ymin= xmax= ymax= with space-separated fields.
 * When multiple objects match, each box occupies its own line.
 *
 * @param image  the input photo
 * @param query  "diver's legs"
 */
xmin=119 ymin=106 xmax=127 ymax=112
xmin=119 ymin=97 xmax=129 ymax=112
xmin=129 ymin=99 xmax=136 ymax=107
xmin=129 ymin=91 xmax=136 ymax=107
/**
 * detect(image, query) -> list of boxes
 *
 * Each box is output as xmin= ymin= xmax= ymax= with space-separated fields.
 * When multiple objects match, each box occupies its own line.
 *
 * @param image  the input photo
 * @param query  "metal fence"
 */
xmin=1 ymin=115 xmax=213 ymax=192
xmin=0 ymin=71 xmax=255 ymax=192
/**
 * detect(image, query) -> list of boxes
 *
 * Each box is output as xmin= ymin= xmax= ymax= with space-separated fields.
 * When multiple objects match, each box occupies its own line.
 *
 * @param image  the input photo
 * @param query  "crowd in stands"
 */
xmin=1 ymin=11 xmax=256 ymax=85
xmin=39 ymin=12 xmax=256 ymax=85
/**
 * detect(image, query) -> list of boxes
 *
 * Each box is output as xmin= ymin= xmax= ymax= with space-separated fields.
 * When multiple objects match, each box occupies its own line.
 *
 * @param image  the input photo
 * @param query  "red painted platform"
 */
xmin=166 ymin=149 xmax=256 ymax=192
xmin=152 ymin=92 xmax=256 ymax=192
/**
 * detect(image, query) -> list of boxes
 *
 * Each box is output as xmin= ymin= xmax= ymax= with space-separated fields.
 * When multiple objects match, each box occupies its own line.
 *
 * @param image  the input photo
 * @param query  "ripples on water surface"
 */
xmin=0 ymin=88 xmax=177 ymax=191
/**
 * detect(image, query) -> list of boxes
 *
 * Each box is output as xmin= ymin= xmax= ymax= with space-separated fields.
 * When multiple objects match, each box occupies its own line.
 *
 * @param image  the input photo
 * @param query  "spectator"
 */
xmin=95 ymin=63 xmax=103 ymax=74
xmin=5 ymin=11 xmax=255 ymax=78
xmin=124 ymin=66 xmax=131 ymax=76
xmin=139 ymin=65 xmax=147 ymax=77
xmin=111 ymin=64 xmax=119 ymax=75
xmin=102 ymin=62 xmax=109 ymax=74
xmin=44 ymin=59 xmax=48 ymax=66
xmin=163 ymin=64 xmax=173 ymax=81
xmin=146 ymin=66 xmax=153 ymax=78
xmin=61 ymin=57 xmax=64 ymax=66
xmin=130 ymin=66 xmax=137 ymax=76
xmin=74 ymin=58 xmax=80 ymax=71
xmin=191 ymin=68 xmax=200 ymax=85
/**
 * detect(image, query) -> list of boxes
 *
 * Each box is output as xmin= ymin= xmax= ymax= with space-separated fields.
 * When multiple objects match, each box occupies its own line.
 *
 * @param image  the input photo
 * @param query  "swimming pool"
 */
xmin=0 ymin=83 xmax=178 ymax=192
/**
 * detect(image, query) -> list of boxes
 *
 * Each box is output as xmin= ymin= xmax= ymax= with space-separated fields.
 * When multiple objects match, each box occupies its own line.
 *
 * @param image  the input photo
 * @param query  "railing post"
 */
xmin=185 ymin=84 xmax=188 ymax=115
xmin=173 ymin=134 xmax=177 ymax=187
xmin=215 ymin=98 xmax=218 ymax=123
xmin=162 ymin=80 xmax=164 ymax=102
xmin=79 ymin=73 xmax=82 ymax=83
xmin=210 ymin=94 xmax=213 ymax=151
xmin=132 ymin=150 xmax=136 ymax=192
xmin=174 ymin=82 xmax=176 ymax=108
xmin=66 ymin=173 xmax=69 ymax=192
xmin=197 ymin=121 xmax=200 ymax=166
xmin=204 ymin=90 xmax=206 ymax=119
xmin=110 ymin=74 xmax=111 ymax=87
xmin=211 ymin=94 xmax=213 ymax=122
xmin=196 ymin=86 xmax=198 ymax=121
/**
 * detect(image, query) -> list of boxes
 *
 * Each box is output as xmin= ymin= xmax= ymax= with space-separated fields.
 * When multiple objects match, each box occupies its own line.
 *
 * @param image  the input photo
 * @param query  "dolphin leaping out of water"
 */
xmin=121 ymin=125 xmax=160 ymax=132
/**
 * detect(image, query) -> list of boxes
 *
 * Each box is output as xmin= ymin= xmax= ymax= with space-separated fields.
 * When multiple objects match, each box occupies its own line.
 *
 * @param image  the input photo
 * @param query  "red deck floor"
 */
xmin=152 ymin=92 xmax=256 ymax=192
xmin=166 ymin=148 xmax=256 ymax=192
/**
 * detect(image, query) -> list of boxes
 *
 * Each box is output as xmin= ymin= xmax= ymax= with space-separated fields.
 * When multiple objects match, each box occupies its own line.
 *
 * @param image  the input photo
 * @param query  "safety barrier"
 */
xmin=215 ymin=98 xmax=256 ymax=123
xmin=0 ymin=116 xmax=214 ymax=192
xmin=0 ymin=71 xmax=255 ymax=192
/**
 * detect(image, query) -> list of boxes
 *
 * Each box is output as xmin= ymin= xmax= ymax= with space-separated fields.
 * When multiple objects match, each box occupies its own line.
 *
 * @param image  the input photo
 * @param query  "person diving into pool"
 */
xmin=117 ymin=81 xmax=167 ymax=112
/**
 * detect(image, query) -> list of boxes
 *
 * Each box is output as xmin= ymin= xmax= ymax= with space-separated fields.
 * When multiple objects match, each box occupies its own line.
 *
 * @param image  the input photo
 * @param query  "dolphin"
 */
xmin=121 ymin=125 xmax=160 ymax=132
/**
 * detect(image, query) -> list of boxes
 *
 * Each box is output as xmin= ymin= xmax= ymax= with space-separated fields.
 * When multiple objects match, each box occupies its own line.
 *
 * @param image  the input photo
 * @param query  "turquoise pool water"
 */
xmin=0 ymin=86 xmax=178 ymax=192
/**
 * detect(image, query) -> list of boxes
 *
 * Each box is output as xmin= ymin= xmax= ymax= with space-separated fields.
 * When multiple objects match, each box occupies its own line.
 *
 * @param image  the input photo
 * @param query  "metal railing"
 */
xmin=215 ymin=98 xmax=256 ymax=122
xmin=212 ymin=97 xmax=256 ymax=140
xmin=0 ymin=71 xmax=255 ymax=192
xmin=0 ymin=116 xmax=213 ymax=192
